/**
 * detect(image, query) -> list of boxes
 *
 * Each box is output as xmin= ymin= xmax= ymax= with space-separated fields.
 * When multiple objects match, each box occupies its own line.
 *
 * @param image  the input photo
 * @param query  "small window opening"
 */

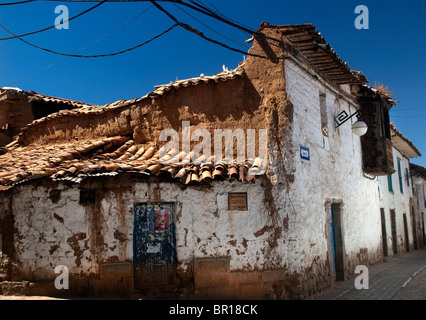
xmin=79 ymin=190 xmax=96 ymax=205
xmin=319 ymin=93 xmax=328 ymax=135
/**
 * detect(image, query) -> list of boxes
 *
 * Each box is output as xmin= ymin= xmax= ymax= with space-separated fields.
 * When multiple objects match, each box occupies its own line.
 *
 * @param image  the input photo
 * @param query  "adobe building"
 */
xmin=0 ymin=88 xmax=95 ymax=145
xmin=0 ymin=23 xmax=403 ymax=299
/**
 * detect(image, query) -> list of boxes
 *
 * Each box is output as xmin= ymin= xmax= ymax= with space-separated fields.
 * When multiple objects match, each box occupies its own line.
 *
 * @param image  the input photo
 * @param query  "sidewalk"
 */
xmin=1 ymin=249 xmax=425 ymax=301
xmin=314 ymin=248 xmax=426 ymax=300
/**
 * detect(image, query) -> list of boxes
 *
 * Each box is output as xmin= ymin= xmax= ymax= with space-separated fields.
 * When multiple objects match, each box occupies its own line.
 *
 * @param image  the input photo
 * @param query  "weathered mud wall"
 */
xmin=0 ymin=175 xmax=311 ymax=298
xmin=0 ymin=99 xmax=34 ymax=144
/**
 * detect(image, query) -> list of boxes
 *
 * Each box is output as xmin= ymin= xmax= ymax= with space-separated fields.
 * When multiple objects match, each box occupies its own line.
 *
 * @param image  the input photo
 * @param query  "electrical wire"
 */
xmin=189 ymin=0 xmax=252 ymax=36
xmin=171 ymin=2 xmax=249 ymax=49
xmin=0 ymin=0 xmax=107 ymax=40
xmin=39 ymin=0 xmax=284 ymax=45
xmin=173 ymin=0 xmax=282 ymax=43
xmin=0 ymin=0 xmax=36 ymax=5
xmin=391 ymin=105 xmax=426 ymax=112
xmin=0 ymin=21 xmax=179 ymax=57
xmin=200 ymin=0 xmax=253 ymax=39
xmin=171 ymin=0 xmax=285 ymax=49
xmin=200 ymin=0 xmax=226 ymax=18
xmin=391 ymin=115 xmax=426 ymax=118
xmin=5 ymin=4 xmax=154 ymax=86
xmin=185 ymin=0 xmax=289 ymax=50
xmin=1 ymin=0 xmax=284 ymax=60
xmin=150 ymin=1 xmax=287 ymax=60
xmin=188 ymin=0 xmax=252 ymax=33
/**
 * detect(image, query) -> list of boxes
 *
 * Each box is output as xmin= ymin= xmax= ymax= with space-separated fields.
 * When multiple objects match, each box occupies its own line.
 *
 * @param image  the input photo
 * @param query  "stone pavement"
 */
xmin=314 ymin=248 xmax=426 ymax=300
xmin=1 ymin=249 xmax=425 ymax=301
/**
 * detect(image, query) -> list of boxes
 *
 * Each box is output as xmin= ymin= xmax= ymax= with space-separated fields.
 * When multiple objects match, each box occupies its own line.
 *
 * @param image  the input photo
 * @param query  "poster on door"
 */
xmin=154 ymin=206 xmax=170 ymax=230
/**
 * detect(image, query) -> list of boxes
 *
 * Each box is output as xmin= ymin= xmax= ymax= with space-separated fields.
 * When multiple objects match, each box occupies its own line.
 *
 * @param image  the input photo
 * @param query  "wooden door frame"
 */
xmin=325 ymin=199 xmax=346 ymax=283
xmin=380 ymin=208 xmax=388 ymax=257
xmin=133 ymin=202 xmax=177 ymax=290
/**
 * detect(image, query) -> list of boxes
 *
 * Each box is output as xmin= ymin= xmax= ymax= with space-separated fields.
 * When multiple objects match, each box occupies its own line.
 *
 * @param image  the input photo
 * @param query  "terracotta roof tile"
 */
xmin=390 ymin=123 xmax=421 ymax=158
xmin=0 ymin=88 xmax=96 ymax=109
xmin=410 ymin=163 xmax=426 ymax=179
xmin=0 ymin=135 xmax=262 ymax=191
xmin=150 ymin=66 xmax=244 ymax=97
xmin=267 ymin=24 xmax=366 ymax=85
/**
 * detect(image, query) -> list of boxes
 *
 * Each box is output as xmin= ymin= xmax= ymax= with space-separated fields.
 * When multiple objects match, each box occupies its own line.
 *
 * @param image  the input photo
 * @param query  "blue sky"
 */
xmin=0 ymin=0 xmax=425 ymax=167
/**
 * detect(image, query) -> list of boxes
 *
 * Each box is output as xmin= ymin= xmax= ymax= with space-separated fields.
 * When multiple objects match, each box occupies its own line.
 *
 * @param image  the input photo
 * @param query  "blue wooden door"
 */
xmin=133 ymin=203 xmax=177 ymax=289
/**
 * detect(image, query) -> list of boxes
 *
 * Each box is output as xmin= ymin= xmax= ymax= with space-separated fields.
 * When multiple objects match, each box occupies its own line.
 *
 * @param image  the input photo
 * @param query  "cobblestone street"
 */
xmin=315 ymin=248 xmax=426 ymax=300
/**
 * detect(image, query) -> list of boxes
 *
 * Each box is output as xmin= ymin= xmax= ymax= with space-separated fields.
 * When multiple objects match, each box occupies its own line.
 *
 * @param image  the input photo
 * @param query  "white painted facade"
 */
xmin=412 ymin=174 xmax=426 ymax=247
xmin=378 ymin=146 xmax=416 ymax=254
xmin=1 ymin=179 xmax=270 ymax=282
xmin=414 ymin=179 xmax=426 ymax=215
xmin=283 ymin=59 xmax=383 ymax=278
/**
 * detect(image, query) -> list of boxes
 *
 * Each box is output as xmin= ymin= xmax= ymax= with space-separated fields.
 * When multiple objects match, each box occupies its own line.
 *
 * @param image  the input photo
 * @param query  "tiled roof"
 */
xmin=263 ymin=23 xmax=368 ymax=85
xmin=390 ymin=123 xmax=421 ymax=158
xmin=0 ymin=135 xmax=260 ymax=191
xmin=410 ymin=163 xmax=426 ymax=180
xmin=150 ymin=65 xmax=244 ymax=97
xmin=360 ymin=84 xmax=396 ymax=108
xmin=0 ymin=88 xmax=97 ymax=109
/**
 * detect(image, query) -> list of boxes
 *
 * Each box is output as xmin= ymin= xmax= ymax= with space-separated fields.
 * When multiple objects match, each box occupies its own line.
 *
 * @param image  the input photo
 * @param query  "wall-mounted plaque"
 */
xmin=228 ymin=193 xmax=248 ymax=211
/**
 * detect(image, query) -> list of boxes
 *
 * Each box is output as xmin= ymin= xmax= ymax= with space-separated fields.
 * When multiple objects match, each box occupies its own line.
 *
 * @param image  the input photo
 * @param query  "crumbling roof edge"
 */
xmin=390 ymin=123 xmax=422 ymax=158
xmin=257 ymin=23 xmax=367 ymax=85
xmin=0 ymin=87 xmax=97 ymax=108
xmin=359 ymin=84 xmax=397 ymax=108
xmin=410 ymin=163 xmax=426 ymax=180
xmin=15 ymin=64 xmax=245 ymax=140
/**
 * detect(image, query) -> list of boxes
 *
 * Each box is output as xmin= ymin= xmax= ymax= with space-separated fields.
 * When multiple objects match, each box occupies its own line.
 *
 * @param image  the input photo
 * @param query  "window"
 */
xmin=79 ymin=189 xmax=95 ymax=204
xmin=357 ymin=86 xmax=394 ymax=176
xmin=387 ymin=174 xmax=393 ymax=193
xmin=397 ymin=157 xmax=403 ymax=193
xmin=406 ymin=168 xmax=410 ymax=187
xmin=319 ymin=93 xmax=330 ymax=150
xmin=319 ymin=93 xmax=327 ymax=133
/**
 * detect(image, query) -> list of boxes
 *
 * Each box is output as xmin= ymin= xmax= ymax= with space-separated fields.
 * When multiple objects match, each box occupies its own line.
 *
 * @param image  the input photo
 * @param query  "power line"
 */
xmin=39 ymin=0 xmax=284 ymax=44
xmin=150 ymin=1 xmax=286 ymax=60
xmin=391 ymin=115 xmax=426 ymax=118
xmin=189 ymin=0 xmax=252 ymax=36
xmin=0 ymin=0 xmax=107 ymax=40
xmin=391 ymin=105 xmax=426 ymax=112
xmin=199 ymin=0 xmax=226 ymax=18
xmin=5 ymin=4 xmax=154 ymax=86
xmin=173 ymin=0 xmax=282 ymax=44
xmin=1 ymin=0 xmax=285 ymax=61
xmin=171 ymin=2 xmax=249 ymax=49
xmin=0 ymin=0 xmax=36 ymax=5
xmin=0 ymin=20 xmax=179 ymax=57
